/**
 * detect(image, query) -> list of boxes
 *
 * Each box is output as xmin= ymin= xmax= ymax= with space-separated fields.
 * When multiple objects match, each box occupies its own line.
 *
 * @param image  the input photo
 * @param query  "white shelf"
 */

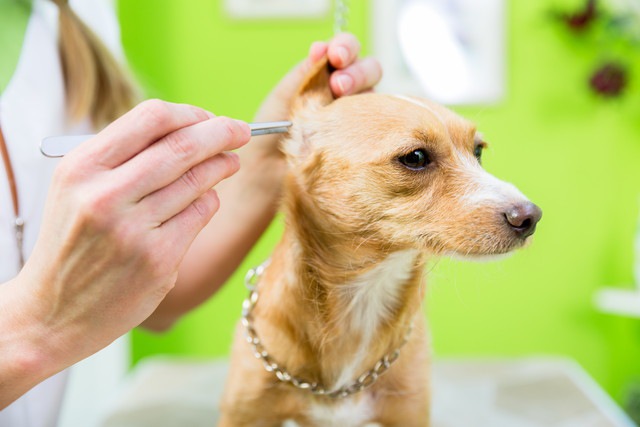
xmin=594 ymin=287 xmax=640 ymax=318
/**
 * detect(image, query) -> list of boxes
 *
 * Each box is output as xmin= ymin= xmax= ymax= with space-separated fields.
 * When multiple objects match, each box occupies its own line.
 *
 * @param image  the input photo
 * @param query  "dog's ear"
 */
xmin=294 ymin=56 xmax=335 ymax=108
xmin=284 ymin=57 xmax=335 ymax=161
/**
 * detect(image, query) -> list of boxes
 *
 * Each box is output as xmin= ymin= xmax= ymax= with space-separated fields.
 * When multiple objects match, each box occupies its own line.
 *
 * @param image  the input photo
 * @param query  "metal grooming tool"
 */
xmin=40 ymin=121 xmax=293 ymax=158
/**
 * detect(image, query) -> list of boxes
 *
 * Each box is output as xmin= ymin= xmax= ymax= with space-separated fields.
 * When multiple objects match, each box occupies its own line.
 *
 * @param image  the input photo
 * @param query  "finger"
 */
xmin=327 ymin=33 xmax=361 ymax=69
xmin=330 ymin=57 xmax=383 ymax=97
xmin=154 ymin=188 xmax=221 ymax=255
xmin=80 ymin=100 xmax=214 ymax=169
xmin=138 ymin=152 xmax=240 ymax=224
xmin=116 ymin=117 xmax=250 ymax=201
xmin=308 ymin=41 xmax=328 ymax=64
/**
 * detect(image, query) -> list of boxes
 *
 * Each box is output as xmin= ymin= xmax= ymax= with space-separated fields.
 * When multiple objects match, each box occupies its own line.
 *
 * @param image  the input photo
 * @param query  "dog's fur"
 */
xmin=219 ymin=60 xmax=540 ymax=427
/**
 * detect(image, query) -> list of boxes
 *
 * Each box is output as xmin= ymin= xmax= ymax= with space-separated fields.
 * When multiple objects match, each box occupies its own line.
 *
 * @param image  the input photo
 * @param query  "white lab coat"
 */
xmin=0 ymin=1 xmax=130 ymax=425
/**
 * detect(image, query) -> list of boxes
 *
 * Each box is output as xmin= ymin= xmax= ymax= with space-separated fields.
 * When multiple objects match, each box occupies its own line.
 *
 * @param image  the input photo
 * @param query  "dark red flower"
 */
xmin=560 ymin=0 xmax=598 ymax=32
xmin=589 ymin=62 xmax=628 ymax=97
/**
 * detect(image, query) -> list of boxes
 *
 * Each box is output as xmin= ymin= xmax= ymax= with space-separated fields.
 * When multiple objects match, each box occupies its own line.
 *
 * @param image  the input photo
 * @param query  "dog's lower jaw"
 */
xmin=448 ymin=251 xmax=514 ymax=263
xmin=417 ymin=228 xmax=535 ymax=261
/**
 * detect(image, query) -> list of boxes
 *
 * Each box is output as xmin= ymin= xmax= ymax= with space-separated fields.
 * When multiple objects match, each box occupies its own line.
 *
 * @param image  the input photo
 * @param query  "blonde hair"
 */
xmin=51 ymin=0 xmax=138 ymax=128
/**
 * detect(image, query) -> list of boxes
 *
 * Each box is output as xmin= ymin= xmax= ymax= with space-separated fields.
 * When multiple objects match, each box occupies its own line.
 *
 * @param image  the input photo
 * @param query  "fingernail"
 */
xmin=336 ymin=46 xmax=349 ymax=65
xmin=310 ymin=41 xmax=327 ymax=62
xmin=336 ymin=74 xmax=353 ymax=95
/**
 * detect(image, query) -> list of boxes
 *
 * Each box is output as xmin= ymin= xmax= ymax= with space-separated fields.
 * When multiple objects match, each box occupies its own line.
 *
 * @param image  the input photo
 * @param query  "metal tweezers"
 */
xmin=40 ymin=121 xmax=293 ymax=158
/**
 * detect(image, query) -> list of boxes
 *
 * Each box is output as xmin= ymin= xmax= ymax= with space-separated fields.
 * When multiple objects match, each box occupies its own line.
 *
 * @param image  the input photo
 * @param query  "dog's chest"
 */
xmin=283 ymin=394 xmax=381 ymax=427
xmin=332 ymin=250 xmax=418 ymax=389
xmin=339 ymin=249 xmax=418 ymax=335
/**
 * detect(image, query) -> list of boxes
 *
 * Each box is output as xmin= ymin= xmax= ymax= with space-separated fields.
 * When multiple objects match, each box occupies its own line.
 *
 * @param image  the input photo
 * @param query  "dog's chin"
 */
xmin=446 ymin=251 xmax=515 ymax=263
xmin=424 ymin=235 xmax=535 ymax=263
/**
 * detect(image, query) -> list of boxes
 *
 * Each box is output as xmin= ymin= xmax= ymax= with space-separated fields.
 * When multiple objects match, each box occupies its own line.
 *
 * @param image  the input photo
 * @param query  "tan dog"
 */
xmin=219 ymin=60 xmax=542 ymax=427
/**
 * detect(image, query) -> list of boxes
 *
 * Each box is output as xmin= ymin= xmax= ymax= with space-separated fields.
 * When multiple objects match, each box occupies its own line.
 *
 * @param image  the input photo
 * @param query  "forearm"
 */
xmin=141 ymin=146 xmax=285 ymax=331
xmin=0 ymin=278 xmax=65 ymax=409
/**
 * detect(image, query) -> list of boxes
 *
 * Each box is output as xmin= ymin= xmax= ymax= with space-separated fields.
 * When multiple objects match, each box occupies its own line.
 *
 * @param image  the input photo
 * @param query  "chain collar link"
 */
xmin=241 ymin=261 xmax=413 ymax=399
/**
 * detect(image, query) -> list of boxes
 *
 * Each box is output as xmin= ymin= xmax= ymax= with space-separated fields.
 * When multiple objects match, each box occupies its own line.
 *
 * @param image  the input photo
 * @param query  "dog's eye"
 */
xmin=399 ymin=149 xmax=430 ymax=170
xmin=474 ymin=145 xmax=483 ymax=162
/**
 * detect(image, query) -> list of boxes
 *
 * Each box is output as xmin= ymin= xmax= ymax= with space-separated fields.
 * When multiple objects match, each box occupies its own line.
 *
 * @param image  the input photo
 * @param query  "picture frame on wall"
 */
xmin=224 ymin=0 xmax=330 ymax=19
xmin=372 ymin=0 xmax=506 ymax=105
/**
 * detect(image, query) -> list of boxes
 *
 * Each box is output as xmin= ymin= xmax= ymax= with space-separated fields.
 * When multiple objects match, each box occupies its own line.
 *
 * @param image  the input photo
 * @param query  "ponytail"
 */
xmin=51 ymin=0 xmax=138 ymax=128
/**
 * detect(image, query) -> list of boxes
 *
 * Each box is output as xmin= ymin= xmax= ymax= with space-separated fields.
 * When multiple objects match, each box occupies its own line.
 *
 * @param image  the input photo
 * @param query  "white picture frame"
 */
xmin=224 ymin=0 xmax=330 ymax=19
xmin=372 ymin=0 xmax=506 ymax=105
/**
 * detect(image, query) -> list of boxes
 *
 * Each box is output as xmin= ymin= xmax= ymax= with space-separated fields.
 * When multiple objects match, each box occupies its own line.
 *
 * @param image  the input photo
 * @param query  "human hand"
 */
xmin=9 ymin=100 xmax=250 ymax=374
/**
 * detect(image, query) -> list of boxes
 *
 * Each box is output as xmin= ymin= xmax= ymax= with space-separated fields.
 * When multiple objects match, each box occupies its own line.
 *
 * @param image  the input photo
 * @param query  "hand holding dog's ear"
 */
xmin=262 ymin=33 xmax=381 ymax=116
xmin=251 ymin=33 xmax=381 ymax=160
xmin=323 ymin=33 xmax=382 ymax=97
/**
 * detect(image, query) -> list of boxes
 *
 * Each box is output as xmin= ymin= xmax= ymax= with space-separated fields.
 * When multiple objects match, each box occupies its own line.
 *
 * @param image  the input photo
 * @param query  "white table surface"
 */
xmin=96 ymin=357 xmax=636 ymax=427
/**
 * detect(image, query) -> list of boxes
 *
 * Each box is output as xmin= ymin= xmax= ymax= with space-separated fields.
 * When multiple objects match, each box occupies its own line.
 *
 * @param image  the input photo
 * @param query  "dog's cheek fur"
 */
xmin=315 ymin=158 xmax=528 ymax=256
xmin=408 ymin=164 xmax=529 ymax=256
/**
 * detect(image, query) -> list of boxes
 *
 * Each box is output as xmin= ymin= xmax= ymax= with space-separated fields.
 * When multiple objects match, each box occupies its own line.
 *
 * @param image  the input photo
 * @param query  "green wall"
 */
xmin=118 ymin=0 xmax=640 ymax=403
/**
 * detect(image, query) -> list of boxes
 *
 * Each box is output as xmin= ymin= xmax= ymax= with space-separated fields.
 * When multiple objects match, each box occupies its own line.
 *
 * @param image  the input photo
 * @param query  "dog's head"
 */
xmin=282 ymin=59 xmax=541 ymax=258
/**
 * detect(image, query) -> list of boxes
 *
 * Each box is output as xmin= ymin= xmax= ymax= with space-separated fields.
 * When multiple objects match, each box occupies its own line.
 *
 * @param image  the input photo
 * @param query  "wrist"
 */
xmin=0 ymin=278 xmax=60 ymax=407
xmin=0 ymin=277 xmax=70 ymax=396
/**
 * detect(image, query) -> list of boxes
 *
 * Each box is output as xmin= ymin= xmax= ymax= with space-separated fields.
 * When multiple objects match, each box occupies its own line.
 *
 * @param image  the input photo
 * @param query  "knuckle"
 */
xmin=181 ymin=167 xmax=203 ymax=193
xmin=190 ymin=196 xmax=211 ymax=220
xmin=141 ymin=247 xmax=173 ymax=277
xmin=164 ymin=130 xmax=196 ymax=161
xmin=76 ymin=190 xmax=117 ymax=231
xmin=156 ymin=278 xmax=177 ymax=297
xmin=139 ymin=98 xmax=168 ymax=115
xmin=192 ymin=190 xmax=219 ymax=221
xmin=222 ymin=153 xmax=241 ymax=176
xmin=344 ymin=36 xmax=361 ymax=54
xmin=187 ymin=105 xmax=213 ymax=122
xmin=348 ymin=58 xmax=382 ymax=91
xmin=52 ymin=160 xmax=78 ymax=186
xmin=221 ymin=152 xmax=236 ymax=170
xmin=135 ymin=235 xmax=170 ymax=273
xmin=112 ymin=221 xmax=142 ymax=253
xmin=214 ymin=116 xmax=238 ymax=141
xmin=138 ymin=99 xmax=172 ymax=129
xmin=212 ymin=117 xmax=250 ymax=147
xmin=53 ymin=154 xmax=101 ymax=186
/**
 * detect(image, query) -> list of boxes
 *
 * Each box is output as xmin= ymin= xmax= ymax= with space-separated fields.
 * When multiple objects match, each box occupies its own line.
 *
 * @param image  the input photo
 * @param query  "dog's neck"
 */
xmin=254 ymin=188 xmax=426 ymax=391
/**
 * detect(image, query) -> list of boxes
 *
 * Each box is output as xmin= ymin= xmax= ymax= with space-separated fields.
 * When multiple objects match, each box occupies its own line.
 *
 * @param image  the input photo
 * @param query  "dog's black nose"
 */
xmin=504 ymin=203 xmax=542 ymax=238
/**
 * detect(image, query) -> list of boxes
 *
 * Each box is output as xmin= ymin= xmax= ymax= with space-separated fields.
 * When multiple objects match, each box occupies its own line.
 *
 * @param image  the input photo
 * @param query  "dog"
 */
xmin=218 ymin=58 xmax=542 ymax=427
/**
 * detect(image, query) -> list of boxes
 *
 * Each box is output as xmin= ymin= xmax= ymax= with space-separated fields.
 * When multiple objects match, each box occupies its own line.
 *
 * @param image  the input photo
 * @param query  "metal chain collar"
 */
xmin=241 ymin=261 xmax=413 ymax=399
xmin=334 ymin=0 xmax=349 ymax=34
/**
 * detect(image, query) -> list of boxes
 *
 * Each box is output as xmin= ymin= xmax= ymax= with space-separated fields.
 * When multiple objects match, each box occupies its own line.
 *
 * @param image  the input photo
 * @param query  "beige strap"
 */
xmin=0 ymin=126 xmax=25 ymax=268
xmin=0 ymin=127 xmax=20 ymax=219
